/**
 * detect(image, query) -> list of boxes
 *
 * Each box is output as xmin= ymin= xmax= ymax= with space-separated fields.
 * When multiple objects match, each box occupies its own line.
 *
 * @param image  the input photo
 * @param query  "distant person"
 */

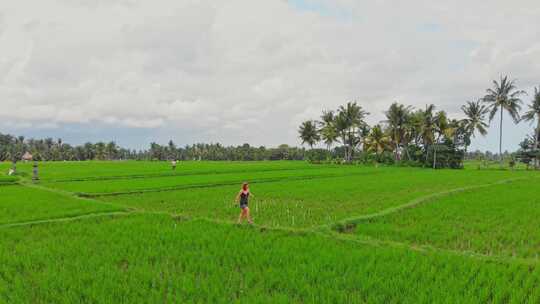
xmin=171 ymin=160 xmax=177 ymax=170
xmin=235 ymin=182 xmax=254 ymax=224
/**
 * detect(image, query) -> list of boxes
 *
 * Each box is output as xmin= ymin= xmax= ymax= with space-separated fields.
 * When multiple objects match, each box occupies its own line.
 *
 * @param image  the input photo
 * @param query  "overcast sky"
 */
xmin=1 ymin=0 xmax=539 ymax=151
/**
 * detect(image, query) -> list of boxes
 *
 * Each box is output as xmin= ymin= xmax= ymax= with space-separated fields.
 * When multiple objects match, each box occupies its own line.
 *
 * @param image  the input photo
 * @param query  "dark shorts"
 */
xmin=240 ymin=204 xmax=248 ymax=209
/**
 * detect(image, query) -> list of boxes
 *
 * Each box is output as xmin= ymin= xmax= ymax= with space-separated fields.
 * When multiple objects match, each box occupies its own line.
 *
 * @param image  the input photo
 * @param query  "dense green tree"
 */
xmin=403 ymin=109 xmax=424 ymax=160
xmin=167 ymin=140 xmax=178 ymax=160
xmin=335 ymin=102 xmax=369 ymax=162
xmin=516 ymin=135 xmax=535 ymax=169
xmin=432 ymin=111 xmax=449 ymax=169
xmin=319 ymin=110 xmax=338 ymax=151
xmin=94 ymin=142 xmax=106 ymax=160
xmin=419 ymin=104 xmax=436 ymax=162
xmin=384 ymin=102 xmax=412 ymax=161
xmin=364 ymin=124 xmax=391 ymax=160
xmin=106 ymin=141 xmax=119 ymax=160
xmin=83 ymin=142 xmax=95 ymax=160
xmin=520 ymin=86 xmax=540 ymax=168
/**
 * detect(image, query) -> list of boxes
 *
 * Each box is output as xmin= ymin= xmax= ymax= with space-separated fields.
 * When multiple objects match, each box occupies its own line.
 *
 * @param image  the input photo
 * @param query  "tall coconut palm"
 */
xmin=521 ymin=86 xmax=540 ymax=168
xmin=446 ymin=119 xmax=463 ymax=144
xmin=432 ymin=111 xmax=449 ymax=169
xmin=483 ymin=76 xmax=525 ymax=166
xmin=298 ymin=120 xmax=320 ymax=149
xmin=384 ymin=102 xmax=412 ymax=161
xmin=364 ymin=124 xmax=391 ymax=160
xmin=401 ymin=109 xmax=423 ymax=161
xmin=319 ymin=110 xmax=338 ymax=151
xmin=335 ymin=102 xmax=369 ymax=162
xmin=419 ymin=104 xmax=436 ymax=163
xmin=461 ymin=99 xmax=489 ymax=151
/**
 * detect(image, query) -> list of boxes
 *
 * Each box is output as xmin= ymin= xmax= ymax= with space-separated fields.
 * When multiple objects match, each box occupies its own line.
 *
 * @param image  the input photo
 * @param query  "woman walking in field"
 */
xmin=236 ymin=182 xmax=254 ymax=224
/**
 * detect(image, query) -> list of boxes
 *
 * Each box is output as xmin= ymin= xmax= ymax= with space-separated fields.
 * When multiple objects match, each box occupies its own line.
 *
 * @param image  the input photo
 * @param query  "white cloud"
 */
xmin=0 ymin=0 xmax=539 ymax=150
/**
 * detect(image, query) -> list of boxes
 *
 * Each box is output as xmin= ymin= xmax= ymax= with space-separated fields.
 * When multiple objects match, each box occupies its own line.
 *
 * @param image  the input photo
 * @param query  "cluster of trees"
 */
xmin=516 ymin=134 xmax=540 ymax=169
xmin=515 ymin=86 xmax=540 ymax=169
xmin=299 ymin=102 xmax=470 ymax=168
xmin=299 ymin=76 xmax=540 ymax=169
xmin=0 ymin=135 xmax=133 ymax=162
xmin=148 ymin=142 xmax=305 ymax=161
xmin=0 ymin=133 xmax=308 ymax=165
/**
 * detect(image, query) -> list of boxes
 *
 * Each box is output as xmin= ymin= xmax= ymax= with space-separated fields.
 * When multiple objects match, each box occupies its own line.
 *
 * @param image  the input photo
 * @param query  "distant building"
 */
xmin=22 ymin=152 xmax=33 ymax=161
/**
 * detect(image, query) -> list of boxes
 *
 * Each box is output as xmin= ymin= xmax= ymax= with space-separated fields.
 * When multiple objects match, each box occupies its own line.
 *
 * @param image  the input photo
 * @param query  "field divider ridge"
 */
xmin=42 ymin=166 xmax=335 ymax=183
xmin=0 ymin=211 xmax=131 ymax=229
xmin=187 ymin=214 xmax=540 ymax=267
xmin=325 ymin=229 xmax=539 ymax=267
xmin=75 ymin=171 xmax=383 ymax=198
xmin=324 ymin=176 xmax=535 ymax=232
xmin=19 ymin=180 xmax=135 ymax=211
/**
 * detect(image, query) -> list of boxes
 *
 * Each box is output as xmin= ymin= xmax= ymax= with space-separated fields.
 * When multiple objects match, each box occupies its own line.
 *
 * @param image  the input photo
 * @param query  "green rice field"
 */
xmin=1 ymin=161 xmax=539 ymax=303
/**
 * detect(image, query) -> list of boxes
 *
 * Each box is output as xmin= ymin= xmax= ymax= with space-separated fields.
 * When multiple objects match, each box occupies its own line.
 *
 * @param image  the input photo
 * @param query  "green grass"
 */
xmin=463 ymin=159 xmax=531 ymax=170
xmin=0 ymin=176 xmax=18 ymax=185
xmin=1 ymin=160 xmax=540 ymax=302
xmin=1 ymin=161 xmax=317 ymax=181
xmin=356 ymin=178 xmax=540 ymax=259
xmin=99 ymin=167 xmax=527 ymax=228
xmin=1 ymin=214 xmax=539 ymax=303
xmin=45 ymin=166 xmax=373 ymax=195
xmin=0 ymin=185 xmax=124 ymax=225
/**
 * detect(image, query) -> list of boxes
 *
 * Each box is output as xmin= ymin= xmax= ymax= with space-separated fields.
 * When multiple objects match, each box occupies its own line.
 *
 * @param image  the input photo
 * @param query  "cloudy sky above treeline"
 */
xmin=1 ymin=0 xmax=539 ymax=151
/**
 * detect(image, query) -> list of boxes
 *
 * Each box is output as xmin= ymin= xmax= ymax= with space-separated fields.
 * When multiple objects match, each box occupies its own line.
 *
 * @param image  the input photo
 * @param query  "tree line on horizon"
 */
xmin=0 ymin=134 xmax=308 ymax=164
xmin=299 ymin=76 xmax=540 ymax=169
xmin=0 ymin=131 xmax=518 ymax=165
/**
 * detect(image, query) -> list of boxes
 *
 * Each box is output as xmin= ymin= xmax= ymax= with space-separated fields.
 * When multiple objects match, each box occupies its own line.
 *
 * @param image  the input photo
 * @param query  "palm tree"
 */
xmin=319 ymin=110 xmax=337 ymax=151
xmin=298 ymin=120 xmax=320 ymax=149
xmin=521 ymin=85 xmax=540 ymax=168
xmin=461 ymin=99 xmax=489 ymax=151
xmin=364 ymin=124 xmax=391 ymax=161
xmin=432 ymin=111 xmax=449 ymax=169
xmin=83 ymin=142 xmax=95 ymax=160
xmin=401 ymin=109 xmax=423 ymax=160
xmin=168 ymin=140 xmax=177 ymax=160
xmin=483 ymin=76 xmax=526 ymax=166
xmin=384 ymin=102 xmax=412 ymax=161
xmin=335 ymin=102 xmax=369 ymax=162
xmin=106 ymin=141 xmax=119 ymax=160
xmin=419 ymin=104 xmax=436 ymax=163
xmin=95 ymin=142 xmax=107 ymax=160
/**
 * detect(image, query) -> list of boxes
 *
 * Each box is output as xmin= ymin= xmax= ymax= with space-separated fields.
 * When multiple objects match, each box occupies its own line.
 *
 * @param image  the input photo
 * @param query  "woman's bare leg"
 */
xmin=237 ymin=210 xmax=244 ymax=224
xmin=238 ymin=208 xmax=249 ymax=223
xmin=245 ymin=207 xmax=253 ymax=224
